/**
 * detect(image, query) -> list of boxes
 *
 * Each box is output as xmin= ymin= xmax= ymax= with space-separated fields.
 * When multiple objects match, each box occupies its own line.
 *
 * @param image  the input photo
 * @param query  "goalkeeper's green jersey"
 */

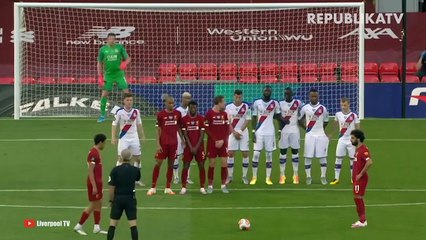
xmin=97 ymin=44 xmax=129 ymax=75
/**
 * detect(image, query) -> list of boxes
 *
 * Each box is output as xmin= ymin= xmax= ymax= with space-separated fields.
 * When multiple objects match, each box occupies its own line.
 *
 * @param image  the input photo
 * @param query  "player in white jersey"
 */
xmin=251 ymin=86 xmax=281 ymax=185
xmin=111 ymin=93 xmax=146 ymax=186
xmin=330 ymin=98 xmax=361 ymax=185
xmin=173 ymin=92 xmax=193 ymax=184
xmin=225 ymin=90 xmax=251 ymax=185
xmin=278 ymin=87 xmax=302 ymax=185
xmin=298 ymin=89 xmax=329 ymax=185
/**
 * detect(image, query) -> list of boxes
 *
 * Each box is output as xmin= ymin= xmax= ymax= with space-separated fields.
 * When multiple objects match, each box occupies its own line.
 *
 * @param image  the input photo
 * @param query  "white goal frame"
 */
xmin=14 ymin=2 xmax=365 ymax=119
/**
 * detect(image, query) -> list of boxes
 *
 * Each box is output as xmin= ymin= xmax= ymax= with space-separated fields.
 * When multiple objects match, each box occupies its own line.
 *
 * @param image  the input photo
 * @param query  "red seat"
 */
xmin=281 ymin=75 xmax=298 ymax=82
xmin=220 ymin=63 xmax=237 ymax=81
xmin=320 ymin=63 xmax=337 ymax=82
xmin=180 ymin=63 xmax=197 ymax=81
xmin=57 ymin=77 xmax=77 ymax=84
xmin=341 ymin=75 xmax=358 ymax=83
xmin=79 ymin=77 xmax=97 ymax=84
xmin=239 ymin=63 xmax=258 ymax=83
xmin=140 ymin=76 xmax=157 ymax=84
xmin=280 ymin=63 xmax=298 ymax=82
xmin=39 ymin=77 xmax=56 ymax=84
xmin=321 ymin=75 xmax=337 ymax=82
xmin=199 ymin=63 xmax=217 ymax=81
xmin=260 ymin=63 xmax=278 ymax=83
xmin=364 ymin=62 xmax=379 ymax=83
xmin=126 ymin=76 xmax=138 ymax=84
xmin=380 ymin=62 xmax=399 ymax=83
xmin=364 ymin=75 xmax=379 ymax=83
xmin=404 ymin=62 xmax=420 ymax=83
xmin=406 ymin=75 xmax=420 ymax=83
xmin=300 ymin=63 xmax=318 ymax=83
xmin=159 ymin=63 xmax=177 ymax=83
xmin=341 ymin=62 xmax=358 ymax=76
xmin=0 ymin=77 xmax=14 ymax=84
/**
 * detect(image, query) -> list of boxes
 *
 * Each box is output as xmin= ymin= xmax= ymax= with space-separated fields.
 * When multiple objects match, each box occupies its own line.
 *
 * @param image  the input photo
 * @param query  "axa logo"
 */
xmin=10 ymin=28 xmax=35 ymax=43
xmin=409 ymin=88 xmax=426 ymax=106
xmin=66 ymin=26 xmax=144 ymax=45
xmin=339 ymin=28 xmax=399 ymax=40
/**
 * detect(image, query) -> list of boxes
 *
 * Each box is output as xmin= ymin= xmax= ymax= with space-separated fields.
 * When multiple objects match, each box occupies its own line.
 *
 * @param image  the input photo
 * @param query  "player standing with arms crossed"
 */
xmin=74 ymin=134 xmax=108 ymax=235
xmin=250 ymin=86 xmax=281 ymax=185
xmin=111 ymin=93 xmax=145 ymax=186
xmin=298 ymin=89 xmax=329 ymax=185
xmin=278 ymin=87 xmax=302 ymax=185
xmin=205 ymin=95 xmax=230 ymax=194
xmin=330 ymin=98 xmax=360 ymax=185
xmin=350 ymin=129 xmax=373 ymax=228
xmin=225 ymin=90 xmax=251 ymax=185
xmin=180 ymin=101 xmax=207 ymax=194
xmin=147 ymin=95 xmax=183 ymax=195
xmin=97 ymin=33 xmax=131 ymax=123
xmin=173 ymin=92 xmax=194 ymax=184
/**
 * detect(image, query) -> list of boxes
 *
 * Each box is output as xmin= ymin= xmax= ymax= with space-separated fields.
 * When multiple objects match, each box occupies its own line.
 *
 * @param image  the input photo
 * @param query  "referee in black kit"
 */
xmin=107 ymin=149 xmax=141 ymax=240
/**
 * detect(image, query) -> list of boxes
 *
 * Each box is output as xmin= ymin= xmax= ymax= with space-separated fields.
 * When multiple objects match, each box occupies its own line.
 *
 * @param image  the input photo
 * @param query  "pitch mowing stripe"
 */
xmin=0 ymin=202 xmax=424 ymax=210
xmin=0 ymin=188 xmax=425 ymax=192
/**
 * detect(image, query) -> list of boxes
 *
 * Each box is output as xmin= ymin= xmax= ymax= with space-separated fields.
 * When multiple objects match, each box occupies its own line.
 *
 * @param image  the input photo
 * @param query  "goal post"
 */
xmin=14 ymin=2 xmax=365 ymax=119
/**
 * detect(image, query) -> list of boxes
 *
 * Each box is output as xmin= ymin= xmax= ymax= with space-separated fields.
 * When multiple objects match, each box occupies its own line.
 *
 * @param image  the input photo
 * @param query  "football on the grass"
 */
xmin=238 ymin=218 xmax=250 ymax=231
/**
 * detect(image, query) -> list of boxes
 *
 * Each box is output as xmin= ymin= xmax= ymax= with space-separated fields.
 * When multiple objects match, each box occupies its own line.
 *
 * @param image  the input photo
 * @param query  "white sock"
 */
xmin=334 ymin=157 xmax=343 ymax=180
xmin=292 ymin=153 xmax=299 ymax=177
xmin=252 ymin=151 xmax=260 ymax=178
xmin=279 ymin=154 xmax=287 ymax=176
xmin=320 ymin=158 xmax=327 ymax=178
xmin=173 ymin=157 xmax=179 ymax=178
xmin=94 ymin=224 xmax=100 ymax=229
xmin=266 ymin=151 xmax=273 ymax=178
xmin=305 ymin=158 xmax=312 ymax=178
xmin=242 ymin=157 xmax=249 ymax=178
xmin=350 ymin=158 xmax=354 ymax=178
xmin=227 ymin=157 xmax=234 ymax=178
xmin=75 ymin=223 xmax=82 ymax=228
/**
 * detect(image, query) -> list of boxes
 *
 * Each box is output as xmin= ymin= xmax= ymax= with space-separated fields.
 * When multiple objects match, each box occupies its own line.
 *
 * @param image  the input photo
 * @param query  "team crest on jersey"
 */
xmin=364 ymin=152 xmax=369 ymax=156
xmin=191 ymin=121 xmax=195 ymax=125
xmin=168 ymin=116 xmax=173 ymax=120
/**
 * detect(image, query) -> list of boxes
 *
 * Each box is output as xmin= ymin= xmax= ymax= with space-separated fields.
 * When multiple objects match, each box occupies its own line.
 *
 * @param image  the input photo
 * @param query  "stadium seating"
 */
xmin=159 ymin=63 xmax=177 ymax=83
xmin=39 ymin=77 xmax=56 ymax=84
xmin=58 ymin=77 xmax=77 ymax=84
xmin=280 ymin=63 xmax=298 ymax=82
xmin=299 ymin=63 xmax=318 ymax=83
xmin=364 ymin=62 xmax=380 ymax=83
xmin=340 ymin=62 xmax=358 ymax=83
xmin=140 ymin=76 xmax=157 ymax=84
xmin=259 ymin=63 xmax=278 ymax=83
xmin=380 ymin=62 xmax=400 ymax=83
xmin=239 ymin=63 xmax=258 ymax=83
xmin=79 ymin=77 xmax=97 ymax=84
xmin=0 ymin=77 xmax=14 ymax=84
xmin=404 ymin=62 xmax=420 ymax=83
xmin=219 ymin=63 xmax=238 ymax=81
xmin=199 ymin=63 xmax=218 ymax=81
xmin=180 ymin=63 xmax=197 ymax=81
xmin=320 ymin=63 xmax=337 ymax=82
xmin=126 ymin=76 xmax=139 ymax=84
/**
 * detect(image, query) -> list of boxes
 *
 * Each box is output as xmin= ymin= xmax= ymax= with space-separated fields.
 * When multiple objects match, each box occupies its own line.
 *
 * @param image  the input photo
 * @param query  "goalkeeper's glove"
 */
xmin=120 ymin=62 xmax=128 ymax=70
xmin=98 ymin=75 xmax=104 ymax=88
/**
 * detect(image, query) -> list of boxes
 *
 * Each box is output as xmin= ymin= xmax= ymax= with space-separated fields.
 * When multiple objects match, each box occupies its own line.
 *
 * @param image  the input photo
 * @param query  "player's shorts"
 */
xmin=353 ymin=181 xmax=368 ymax=196
xmin=228 ymin=130 xmax=249 ymax=152
xmin=336 ymin=138 xmax=355 ymax=158
xmin=304 ymin=134 xmax=329 ymax=158
xmin=118 ymin=137 xmax=141 ymax=156
xmin=279 ymin=131 xmax=300 ymax=150
xmin=104 ymin=71 xmax=128 ymax=91
xmin=177 ymin=135 xmax=184 ymax=156
xmin=183 ymin=147 xmax=205 ymax=162
xmin=155 ymin=144 xmax=177 ymax=160
xmin=87 ymin=181 xmax=103 ymax=202
xmin=110 ymin=195 xmax=137 ymax=220
xmin=254 ymin=133 xmax=276 ymax=152
xmin=207 ymin=139 xmax=228 ymax=159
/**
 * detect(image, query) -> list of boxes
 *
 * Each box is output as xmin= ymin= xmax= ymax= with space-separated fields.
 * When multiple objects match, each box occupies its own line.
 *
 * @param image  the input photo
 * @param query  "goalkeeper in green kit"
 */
xmin=97 ymin=33 xmax=131 ymax=123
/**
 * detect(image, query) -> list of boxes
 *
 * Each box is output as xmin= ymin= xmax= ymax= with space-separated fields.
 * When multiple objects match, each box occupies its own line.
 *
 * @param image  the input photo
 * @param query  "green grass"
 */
xmin=0 ymin=118 xmax=425 ymax=240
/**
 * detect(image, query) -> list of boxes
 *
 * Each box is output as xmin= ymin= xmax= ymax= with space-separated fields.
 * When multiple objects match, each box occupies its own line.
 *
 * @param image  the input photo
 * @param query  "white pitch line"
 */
xmin=0 ymin=202 xmax=424 ymax=210
xmin=0 ymin=188 xmax=425 ymax=192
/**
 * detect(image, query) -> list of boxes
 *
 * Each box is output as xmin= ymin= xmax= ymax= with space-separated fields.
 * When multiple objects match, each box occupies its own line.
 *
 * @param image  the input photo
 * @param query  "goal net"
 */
xmin=14 ymin=3 xmax=364 ymax=119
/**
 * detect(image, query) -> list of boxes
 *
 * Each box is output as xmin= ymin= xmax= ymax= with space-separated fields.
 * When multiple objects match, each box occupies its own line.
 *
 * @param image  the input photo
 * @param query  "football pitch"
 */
xmin=0 ymin=118 xmax=425 ymax=240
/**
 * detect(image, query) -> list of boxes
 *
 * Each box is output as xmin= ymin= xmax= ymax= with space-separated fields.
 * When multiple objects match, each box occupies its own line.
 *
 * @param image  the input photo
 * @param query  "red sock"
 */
xmin=221 ymin=167 xmax=228 ymax=185
xmin=208 ymin=167 xmax=215 ymax=185
xmin=93 ymin=210 xmax=101 ymax=224
xmin=181 ymin=168 xmax=189 ymax=188
xmin=166 ymin=165 xmax=173 ymax=188
xmin=78 ymin=211 xmax=90 ymax=225
xmin=151 ymin=165 xmax=160 ymax=188
xmin=354 ymin=198 xmax=366 ymax=223
xmin=199 ymin=167 xmax=206 ymax=188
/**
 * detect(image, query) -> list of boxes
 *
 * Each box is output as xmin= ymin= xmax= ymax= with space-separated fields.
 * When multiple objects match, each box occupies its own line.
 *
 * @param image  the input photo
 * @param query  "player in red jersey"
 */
xmin=180 ymin=100 xmax=207 ymax=195
xmin=74 ymin=134 xmax=108 ymax=236
xmin=147 ymin=95 xmax=183 ymax=196
xmin=205 ymin=95 xmax=231 ymax=194
xmin=350 ymin=129 xmax=373 ymax=228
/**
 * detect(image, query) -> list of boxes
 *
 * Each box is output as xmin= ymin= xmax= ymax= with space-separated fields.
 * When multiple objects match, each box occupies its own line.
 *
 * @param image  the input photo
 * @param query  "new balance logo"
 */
xmin=10 ymin=28 xmax=35 ymax=43
xmin=78 ymin=26 xmax=135 ymax=39
xmin=409 ymin=87 xmax=426 ymax=106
